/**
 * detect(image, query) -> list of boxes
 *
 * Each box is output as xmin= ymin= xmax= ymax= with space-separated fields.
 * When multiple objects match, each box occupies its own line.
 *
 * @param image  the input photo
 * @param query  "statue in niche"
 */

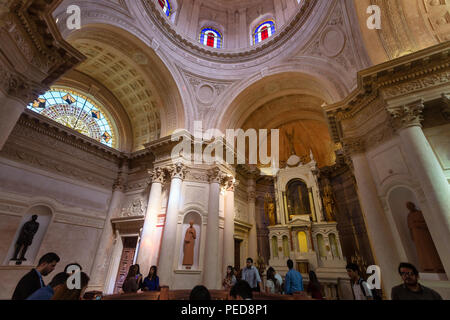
xmin=322 ymin=179 xmax=337 ymax=222
xmin=264 ymin=193 xmax=276 ymax=226
xmin=286 ymin=180 xmax=311 ymax=219
xmin=11 ymin=215 xmax=40 ymax=262
xmin=406 ymin=202 xmax=445 ymax=273
xmin=182 ymin=220 xmax=196 ymax=267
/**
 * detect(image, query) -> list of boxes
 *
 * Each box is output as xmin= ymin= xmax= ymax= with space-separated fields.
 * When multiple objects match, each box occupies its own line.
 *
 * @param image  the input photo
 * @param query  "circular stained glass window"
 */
xmin=27 ymin=88 xmax=116 ymax=148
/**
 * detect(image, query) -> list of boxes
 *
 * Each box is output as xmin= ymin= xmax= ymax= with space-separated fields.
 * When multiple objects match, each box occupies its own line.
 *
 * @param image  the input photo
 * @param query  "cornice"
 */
xmin=141 ymin=0 xmax=316 ymax=63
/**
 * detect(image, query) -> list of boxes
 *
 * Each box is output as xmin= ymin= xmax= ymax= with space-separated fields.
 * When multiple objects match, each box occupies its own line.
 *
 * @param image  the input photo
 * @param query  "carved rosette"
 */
xmin=387 ymin=100 xmax=425 ymax=131
xmin=167 ymin=162 xmax=188 ymax=180
xmin=148 ymin=167 xmax=166 ymax=184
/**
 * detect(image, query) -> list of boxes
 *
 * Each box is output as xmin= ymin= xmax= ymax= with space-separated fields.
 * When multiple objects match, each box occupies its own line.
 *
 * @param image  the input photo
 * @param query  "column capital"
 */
xmin=387 ymin=99 xmax=424 ymax=131
xmin=148 ymin=167 xmax=166 ymax=184
xmin=224 ymin=176 xmax=239 ymax=192
xmin=166 ymin=162 xmax=188 ymax=180
xmin=207 ymin=166 xmax=225 ymax=184
xmin=442 ymin=93 xmax=450 ymax=121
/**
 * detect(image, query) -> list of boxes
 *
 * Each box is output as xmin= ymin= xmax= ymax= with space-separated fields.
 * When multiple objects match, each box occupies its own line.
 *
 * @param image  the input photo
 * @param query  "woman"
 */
xmin=222 ymin=266 xmax=237 ymax=290
xmin=52 ymin=272 xmax=90 ymax=300
xmin=142 ymin=266 xmax=160 ymax=291
xmin=122 ymin=265 xmax=139 ymax=293
xmin=306 ymin=270 xmax=324 ymax=300
xmin=265 ymin=267 xmax=280 ymax=294
xmin=134 ymin=264 xmax=143 ymax=290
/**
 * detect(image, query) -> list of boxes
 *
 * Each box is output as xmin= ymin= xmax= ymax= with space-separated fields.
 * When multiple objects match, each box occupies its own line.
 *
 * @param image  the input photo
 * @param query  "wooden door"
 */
xmin=234 ymin=239 xmax=242 ymax=271
xmin=113 ymin=237 xmax=138 ymax=294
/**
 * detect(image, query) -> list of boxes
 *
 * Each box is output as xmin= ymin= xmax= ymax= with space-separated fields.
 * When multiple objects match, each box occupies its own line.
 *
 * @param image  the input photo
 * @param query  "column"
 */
xmin=223 ymin=177 xmax=237 ymax=272
xmin=0 ymin=91 xmax=25 ymax=150
xmin=177 ymin=0 xmax=193 ymax=34
xmin=89 ymin=160 xmax=128 ymax=291
xmin=202 ymin=167 xmax=222 ymax=289
xmin=227 ymin=9 xmax=236 ymax=49
xmin=238 ymin=8 xmax=248 ymax=48
xmin=389 ymin=100 xmax=450 ymax=274
xmin=158 ymin=163 xmax=187 ymax=287
xmin=136 ymin=167 xmax=165 ymax=275
xmin=348 ymin=142 xmax=401 ymax=299
xmin=247 ymin=176 xmax=258 ymax=261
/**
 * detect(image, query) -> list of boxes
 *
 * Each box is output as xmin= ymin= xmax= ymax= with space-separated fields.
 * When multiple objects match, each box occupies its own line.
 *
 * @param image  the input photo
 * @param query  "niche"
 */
xmin=178 ymin=211 xmax=202 ymax=270
xmin=5 ymin=206 xmax=52 ymax=266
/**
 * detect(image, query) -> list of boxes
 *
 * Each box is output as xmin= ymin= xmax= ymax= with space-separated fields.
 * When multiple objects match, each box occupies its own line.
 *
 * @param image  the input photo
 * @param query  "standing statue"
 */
xmin=11 ymin=215 xmax=40 ymax=261
xmin=264 ymin=193 xmax=276 ymax=226
xmin=406 ymin=202 xmax=444 ymax=273
xmin=182 ymin=220 xmax=197 ymax=266
xmin=322 ymin=179 xmax=337 ymax=222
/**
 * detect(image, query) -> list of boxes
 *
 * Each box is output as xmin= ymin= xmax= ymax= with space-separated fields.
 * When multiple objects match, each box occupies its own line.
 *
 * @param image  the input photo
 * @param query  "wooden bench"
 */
xmin=102 ymin=291 xmax=161 ymax=300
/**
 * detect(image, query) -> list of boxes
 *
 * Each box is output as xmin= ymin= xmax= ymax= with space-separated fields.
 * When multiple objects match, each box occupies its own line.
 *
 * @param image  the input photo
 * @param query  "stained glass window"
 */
xmin=199 ymin=28 xmax=222 ymax=49
xmin=254 ymin=20 xmax=276 ymax=44
xmin=158 ymin=0 xmax=171 ymax=17
xmin=27 ymin=89 xmax=116 ymax=148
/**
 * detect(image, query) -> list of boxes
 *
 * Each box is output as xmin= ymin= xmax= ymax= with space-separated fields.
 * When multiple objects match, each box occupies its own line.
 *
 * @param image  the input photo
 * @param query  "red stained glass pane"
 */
xmin=261 ymin=26 xmax=269 ymax=41
xmin=207 ymin=34 xmax=215 ymax=47
xmin=158 ymin=0 xmax=165 ymax=9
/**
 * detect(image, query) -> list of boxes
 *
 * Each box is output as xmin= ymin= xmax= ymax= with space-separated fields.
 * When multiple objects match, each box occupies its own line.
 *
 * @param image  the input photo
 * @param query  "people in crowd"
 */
xmin=306 ymin=270 xmax=323 ymax=300
xmin=285 ymin=259 xmax=304 ymax=295
xmin=241 ymin=258 xmax=262 ymax=292
xmin=189 ymin=285 xmax=211 ymax=300
xmin=64 ymin=262 xmax=82 ymax=274
xmin=122 ymin=265 xmax=139 ymax=293
xmin=52 ymin=272 xmax=90 ymax=300
xmin=391 ymin=262 xmax=442 ymax=300
xmin=142 ymin=266 xmax=159 ymax=291
xmin=134 ymin=264 xmax=143 ymax=290
xmin=265 ymin=267 xmax=281 ymax=294
xmin=222 ymin=265 xmax=237 ymax=290
xmin=274 ymin=268 xmax=284 ymax=294
xmin=12 ymin=252 xmax=60 ymax=300
xmin=26 ymin=272 xmax=69 ymax=300
xmin=346 ymin=263 xmax=373 ymax=300
xmin=230 ymin=280 xmax=253 ymax=300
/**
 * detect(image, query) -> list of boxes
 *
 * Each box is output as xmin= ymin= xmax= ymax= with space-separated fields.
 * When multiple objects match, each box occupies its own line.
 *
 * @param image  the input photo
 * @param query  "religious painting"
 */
xmin=286 ymin=179 xmax=312 ymax=220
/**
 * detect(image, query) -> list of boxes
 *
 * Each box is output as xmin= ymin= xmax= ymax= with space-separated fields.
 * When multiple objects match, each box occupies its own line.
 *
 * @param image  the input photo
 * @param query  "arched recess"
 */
xmin=4 ymin=205 xmax=53 ymax=266
xmin=216 ymin=71 xmax=340 ymax=169
xmin=386 ymin=186 xmax=441 ymax=270
xmin=178 ymin=211 xmax=202 ymax=270
xmin=58 ymin=23 xmax=186 ymax=150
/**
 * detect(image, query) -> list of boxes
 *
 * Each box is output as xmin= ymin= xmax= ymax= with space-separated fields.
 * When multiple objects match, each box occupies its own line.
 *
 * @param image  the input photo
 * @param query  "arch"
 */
xmin=249 ymin=13 xmax=276 ymax=46
xmin=271 ymin=236 xmax=278 ymax=258
xmin=298 ymin=231 xmax=308 ymax=253
xmin=199 ymin=27 xmax=223 ymax=49
xmin=329 ymin=233 xmax=340 ymax=259
xmin=282 ymin=235 xmax=290 ymax=258
xmin=316 ymin=234 xmax=326 ymax=258
xmin=28 ymin=88 xmax=118 ymax=149
xmin=5 ymin=205 xmax=53 ymax=266
xmin=253 ymin=20 xmax=276 ymax=45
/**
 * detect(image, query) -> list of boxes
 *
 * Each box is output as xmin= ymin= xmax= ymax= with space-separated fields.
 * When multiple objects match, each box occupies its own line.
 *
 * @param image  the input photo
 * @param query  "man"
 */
xmin=241 ymin=258 xmax=262 ymax=292
xmin=26 ymin=272 xmax=69 ymax=300
xmin=12 ymin=252 xmax=60 ymax=300
xmin=346 ymin=263 xmax=373 ymax=300
xmin=230 ymin=280 xmax=253 ymax=300
xmin=285 ymin=259 xmax=304 ymax=295
xmin=391 ymin=262 xmax=442 ymax=300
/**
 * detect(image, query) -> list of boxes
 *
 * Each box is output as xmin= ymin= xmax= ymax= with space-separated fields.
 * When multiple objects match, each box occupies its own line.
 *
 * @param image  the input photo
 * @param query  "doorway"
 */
xmin=113 ymin=237 xmax=138 ymax=294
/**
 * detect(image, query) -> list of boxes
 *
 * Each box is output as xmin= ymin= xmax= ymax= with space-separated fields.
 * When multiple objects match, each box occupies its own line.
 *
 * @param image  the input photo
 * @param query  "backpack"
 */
xmin=358 ymin=278 xmax=382 ymax=301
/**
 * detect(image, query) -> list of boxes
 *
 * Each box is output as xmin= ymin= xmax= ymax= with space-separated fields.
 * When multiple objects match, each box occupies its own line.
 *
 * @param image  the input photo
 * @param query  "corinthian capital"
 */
xmin=387 ymin=99 xmax=424 ymax=131
xmin=148 ymin=167 xmax=166 ymax=184
xmin=207 ymin=167 xmax=225 ymax=184
xmin=167 ymin=162 xmax=188 ymax=180
xmin=224 ymin=176 xmax=239 ymax=192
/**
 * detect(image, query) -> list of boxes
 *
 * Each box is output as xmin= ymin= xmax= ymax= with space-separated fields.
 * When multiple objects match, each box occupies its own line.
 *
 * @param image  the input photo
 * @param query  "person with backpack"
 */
xmin=346 ymin=263 xmax=376 ymax=300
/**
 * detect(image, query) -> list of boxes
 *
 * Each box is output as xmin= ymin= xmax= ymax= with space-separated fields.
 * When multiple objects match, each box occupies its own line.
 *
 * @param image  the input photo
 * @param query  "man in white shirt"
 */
xmin=346 ymin=263 xmax=373 ymax=300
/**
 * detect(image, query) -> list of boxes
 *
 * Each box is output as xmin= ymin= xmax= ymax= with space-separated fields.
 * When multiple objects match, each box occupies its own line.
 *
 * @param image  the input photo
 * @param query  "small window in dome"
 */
xmin=158 ymin=0 xmax=171 ymax=17
xmin=199 ymin=28 xmax=222 ymax=49
xmin=254 ymin=20 xmax=276 ymax=44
